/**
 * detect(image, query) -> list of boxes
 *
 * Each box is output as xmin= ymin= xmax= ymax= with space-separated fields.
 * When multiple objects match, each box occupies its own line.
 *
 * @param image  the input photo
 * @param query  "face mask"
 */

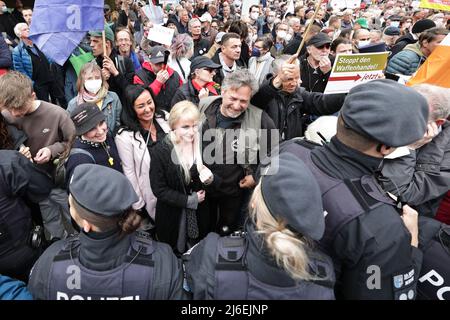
xmin=277 ymin=30 xmax=287 ymax=39
xmin=84 ymin=79 xmax=102 ymax=94
xmin=267 ymin=17 xmax=275 ymax=24
xmin=358 ymin=40 xmax=371 ymax=48
xmin=390 ymin=21 xmax=400 ymax=28
xmin=163 ymin=17 xmax=168 ymax=24
xmin=1 ymin=6 xmax=7 ymax=13
xmin=250 ymin=12 xmax=259 ymax=20
xmin=251 ymin=47 xmax=261 ymax=57
xmin=285 ymin=33 xmax=292 ymax=42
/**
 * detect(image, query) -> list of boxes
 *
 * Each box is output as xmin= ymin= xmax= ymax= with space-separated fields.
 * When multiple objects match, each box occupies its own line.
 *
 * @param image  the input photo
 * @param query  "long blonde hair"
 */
xmin=249 ymin=183 xmax=316 ymax=281
xmin=168 ymin=101 xmax=201 ymax=184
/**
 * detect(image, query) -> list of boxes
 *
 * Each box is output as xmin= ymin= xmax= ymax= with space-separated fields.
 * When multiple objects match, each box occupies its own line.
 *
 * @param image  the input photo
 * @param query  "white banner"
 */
xmin=147 ymin=24 xmax=175 ymax=46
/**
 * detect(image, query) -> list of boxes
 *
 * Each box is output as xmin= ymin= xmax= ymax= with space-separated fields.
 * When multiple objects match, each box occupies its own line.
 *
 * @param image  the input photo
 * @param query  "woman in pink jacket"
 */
xmin=115 ymin=85 xmax=170 ymax=227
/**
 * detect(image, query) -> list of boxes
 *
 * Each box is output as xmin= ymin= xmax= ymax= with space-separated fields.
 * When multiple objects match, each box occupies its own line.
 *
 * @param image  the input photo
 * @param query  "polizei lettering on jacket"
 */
xmin=56 ymin=292 xmax=140 ymax=300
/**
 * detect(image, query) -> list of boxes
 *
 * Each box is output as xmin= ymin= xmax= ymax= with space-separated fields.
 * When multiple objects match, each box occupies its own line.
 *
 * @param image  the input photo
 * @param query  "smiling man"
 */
xmin=198 ymin=69 xmax=276 ymax=236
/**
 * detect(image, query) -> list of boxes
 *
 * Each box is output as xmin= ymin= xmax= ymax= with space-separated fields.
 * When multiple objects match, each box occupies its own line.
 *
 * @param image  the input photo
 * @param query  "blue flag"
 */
xmin=29 ymin=0 xmax=104 ymax=65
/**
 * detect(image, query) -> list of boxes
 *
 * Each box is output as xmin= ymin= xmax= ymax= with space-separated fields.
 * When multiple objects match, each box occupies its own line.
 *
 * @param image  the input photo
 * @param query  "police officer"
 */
xmin=0 ymin=150 xmax=52 ymax=283
xmin=28 ymin=164 xmax=186 ymax=300
xmin=183 ymin=153 xmax=335 ymax=299
xmin=273 ymin=79 xmax=428 ymax=299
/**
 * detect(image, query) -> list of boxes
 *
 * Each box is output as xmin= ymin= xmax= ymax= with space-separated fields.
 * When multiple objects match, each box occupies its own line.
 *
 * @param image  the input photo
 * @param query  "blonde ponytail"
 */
xmin=249 ymin=183 xmax=317 ymax=281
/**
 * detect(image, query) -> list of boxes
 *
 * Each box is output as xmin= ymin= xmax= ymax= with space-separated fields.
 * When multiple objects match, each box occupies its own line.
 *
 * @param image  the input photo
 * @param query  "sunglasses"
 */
xmin=316 ymin=43 xmax=330 ymax=49
xmin=203 ymin=68 xmax=216 ymax=72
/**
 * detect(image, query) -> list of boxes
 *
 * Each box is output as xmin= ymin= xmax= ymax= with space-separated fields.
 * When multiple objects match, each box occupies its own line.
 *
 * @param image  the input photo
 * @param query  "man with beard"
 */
xmin=299 ymin=33 xmax=334 ymax=93
xmin=198 ymin=69 xmax=276 ymax=235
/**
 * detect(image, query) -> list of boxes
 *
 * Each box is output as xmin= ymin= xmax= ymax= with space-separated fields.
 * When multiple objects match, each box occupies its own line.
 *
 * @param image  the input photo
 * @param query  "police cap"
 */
xmin=341 ymin=79 xmax=429 ymax=147
xmin=261 ymin=153 xmax=325 ymax=240
xmin=69 ymin=164 xmax=138 ymax=217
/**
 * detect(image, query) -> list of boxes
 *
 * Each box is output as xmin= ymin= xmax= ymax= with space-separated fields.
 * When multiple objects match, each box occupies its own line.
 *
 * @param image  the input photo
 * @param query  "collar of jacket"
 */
xmin=321 ymin=136 xmax=384 ymax=176
xmin=78 ymin=228 xmax=130 ymax=271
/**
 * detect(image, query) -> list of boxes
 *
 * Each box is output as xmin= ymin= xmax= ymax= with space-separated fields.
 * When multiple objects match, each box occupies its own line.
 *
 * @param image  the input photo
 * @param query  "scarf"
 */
xmin=249 ymin=52 xmax=272 ymax=84
xmin=192 ymin=79 xmax=218 ymax=96
xmin=77 ymin=86 xmax=109 ymax=105
xmin=219 ymin=52 xmax=237 ymax=75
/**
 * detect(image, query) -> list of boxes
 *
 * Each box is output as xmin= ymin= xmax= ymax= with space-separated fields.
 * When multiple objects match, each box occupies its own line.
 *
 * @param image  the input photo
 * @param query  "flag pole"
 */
xmin=102 ymin=30 xmax=107 ymax=58
xmin=292 ymin=0 xmax=323 ymax=61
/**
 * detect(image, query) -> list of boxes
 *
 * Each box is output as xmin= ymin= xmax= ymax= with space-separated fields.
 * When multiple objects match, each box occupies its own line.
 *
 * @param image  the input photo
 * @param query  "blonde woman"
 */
xmin=183 ymin=153 xmax=336 ymax=299
xmin=150 ymin=101 xmax=215 ymax=255
xmin=67 ymin=62 xmax=122 ymax=136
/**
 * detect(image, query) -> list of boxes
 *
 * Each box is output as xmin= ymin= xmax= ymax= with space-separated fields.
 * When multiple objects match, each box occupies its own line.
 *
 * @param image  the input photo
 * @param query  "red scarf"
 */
xmin=192 ymin=79 xmax=218 ymax=96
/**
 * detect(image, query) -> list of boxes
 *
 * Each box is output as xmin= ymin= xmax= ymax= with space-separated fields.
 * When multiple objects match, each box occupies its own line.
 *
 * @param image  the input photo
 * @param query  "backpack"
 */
xmin=53 ymin=148 xmax=96 ymax=188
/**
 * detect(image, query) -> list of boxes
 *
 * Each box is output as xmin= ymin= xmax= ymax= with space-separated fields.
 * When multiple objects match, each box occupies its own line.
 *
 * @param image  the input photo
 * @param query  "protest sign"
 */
xmin=147 ymin=24 xmax=175 ymax=46
xmin=142 ymin=4 xmax=164 ymax=25
xmin=324 ymin=52 xmax=389 ymax=94
xmin=419 ymin=0 xmax=450 ymax=11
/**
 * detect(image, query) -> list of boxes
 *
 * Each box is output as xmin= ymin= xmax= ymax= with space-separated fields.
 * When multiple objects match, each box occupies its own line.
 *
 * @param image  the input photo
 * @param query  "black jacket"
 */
xmin=200 ymin=98 xmax=276 ymax=197
xmin=134 ymin=62 xmax=182 ymax=112
xmin=251 ymin=76 xmax=345 ymax=140
xmin=299 ymin=54 xmax=335 ymax=93
xmin=0 ymin=151 xmax=52 ymax=256
xmin=192 ymin=37 xmax=211 ymax=59
xmin=95 ymin=49 xmax=135 ymax=103
xmin=211 ymin=49 xmax=246 ymax=86
xmin=65 ymin=135 xmax=123 ymax=186
xmin=305 ymin=137 xmax=424 ymax=299
xmin=283 ymin=33 xmax=306 ymax=57
xmin=150 ymin=137 xmax=213 ymax=252
xmin=170 ymin=79 xmax=219 ymax=108
xmin=0 ymin=33 xmax=11 ymax=69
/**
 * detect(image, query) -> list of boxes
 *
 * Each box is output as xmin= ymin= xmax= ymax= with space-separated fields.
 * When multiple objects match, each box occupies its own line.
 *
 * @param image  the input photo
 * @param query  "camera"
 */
xmin=29 ymin=225 xmax=44 ymax=249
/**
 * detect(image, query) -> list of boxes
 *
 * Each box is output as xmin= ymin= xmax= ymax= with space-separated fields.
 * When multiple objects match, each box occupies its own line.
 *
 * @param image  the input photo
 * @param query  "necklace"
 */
xmin=101 ymin=142 xmax=114 ymax=166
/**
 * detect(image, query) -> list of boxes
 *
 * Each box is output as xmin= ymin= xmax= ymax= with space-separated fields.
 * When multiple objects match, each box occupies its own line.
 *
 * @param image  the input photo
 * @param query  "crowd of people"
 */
xmin=0 ymin=0 xmax=450 ymax=301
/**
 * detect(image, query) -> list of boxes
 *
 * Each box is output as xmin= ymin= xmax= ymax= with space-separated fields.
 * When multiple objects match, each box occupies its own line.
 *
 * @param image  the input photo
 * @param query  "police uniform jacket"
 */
xmin=0 ymin=151 xmax=52 ymax=281
xmin=28 ymin=229 xmax=186 ymax=300
xmin=250 ymin=76 xmax=345 ymax=140
xmin=184 ymin=223 xmax=336 ymax=299
xmin=307 ymin=137 xmax=423 ymax=299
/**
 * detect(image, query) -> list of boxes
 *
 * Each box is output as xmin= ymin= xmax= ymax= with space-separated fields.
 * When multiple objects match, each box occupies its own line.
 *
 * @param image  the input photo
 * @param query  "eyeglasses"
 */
xmin=316 ymin=44 xmax=330 ymax=49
